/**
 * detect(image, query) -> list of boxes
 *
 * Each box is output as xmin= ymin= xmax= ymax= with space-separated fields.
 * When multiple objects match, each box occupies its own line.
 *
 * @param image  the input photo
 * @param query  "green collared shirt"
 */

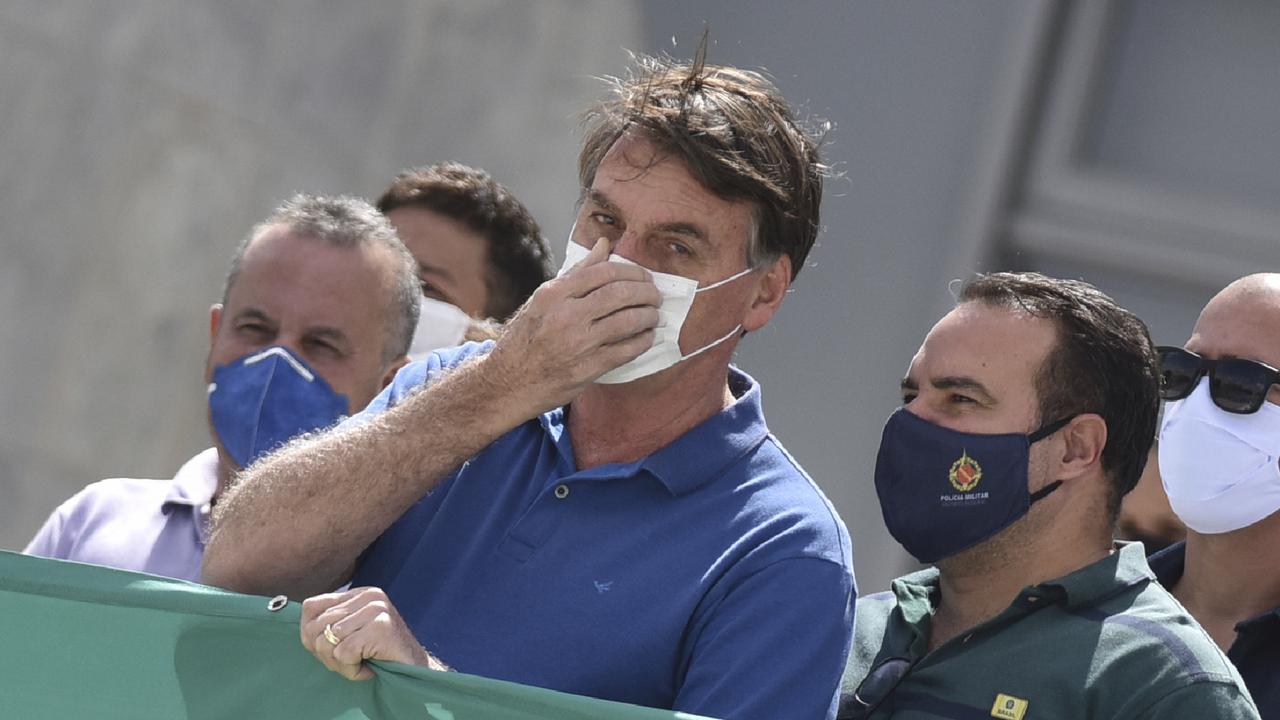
xmin=839 ymin=543 xmax=1258 ymax=719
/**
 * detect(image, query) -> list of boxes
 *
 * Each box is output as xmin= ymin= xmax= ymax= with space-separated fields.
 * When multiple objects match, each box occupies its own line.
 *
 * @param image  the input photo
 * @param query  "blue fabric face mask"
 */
xmin=208 ymin=346 xmax=349 ymax=469
xmin=873 ymin=408 xmax=1072 ymax=564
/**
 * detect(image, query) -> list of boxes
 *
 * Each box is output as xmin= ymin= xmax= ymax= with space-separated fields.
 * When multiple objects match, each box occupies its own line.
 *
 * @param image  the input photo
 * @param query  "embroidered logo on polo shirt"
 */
xmin=948 ymin=450 xmax=983 ymax=492
xmin=593 ymin=580 xmax=613 ymax=594
xmin=990 ymin=693 xmax=1028 ymax=720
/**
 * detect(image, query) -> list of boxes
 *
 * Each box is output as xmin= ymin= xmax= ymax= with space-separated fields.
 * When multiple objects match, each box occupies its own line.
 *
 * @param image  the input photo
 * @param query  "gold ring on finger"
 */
xmin=323 ymin=623 xmax=341 ymax=646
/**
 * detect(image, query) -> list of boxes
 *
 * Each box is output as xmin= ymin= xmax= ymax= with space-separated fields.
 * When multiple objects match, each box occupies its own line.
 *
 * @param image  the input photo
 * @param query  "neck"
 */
xmin=212 ymin=452 xmax=235 ymax=506
xmin=929 ymin=495 xmax=1112 ymax=651
xmin=568 ymin=357 xmax=735 ymax=469
xmin=1174 ymin=514 xmax=1280 ymax=638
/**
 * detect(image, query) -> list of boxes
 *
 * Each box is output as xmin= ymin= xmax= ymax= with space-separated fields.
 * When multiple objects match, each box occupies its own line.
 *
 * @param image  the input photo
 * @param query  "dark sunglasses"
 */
xmin=1157 ymin=346 xmax=1280 ymax=414
xmin=838 ymin=656 xmax=916 ymax=719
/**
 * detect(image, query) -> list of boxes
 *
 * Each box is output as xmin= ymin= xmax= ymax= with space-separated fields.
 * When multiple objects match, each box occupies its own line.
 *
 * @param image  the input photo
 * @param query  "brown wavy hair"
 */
xmin=578 ymin=36 xmax=828 ymax=281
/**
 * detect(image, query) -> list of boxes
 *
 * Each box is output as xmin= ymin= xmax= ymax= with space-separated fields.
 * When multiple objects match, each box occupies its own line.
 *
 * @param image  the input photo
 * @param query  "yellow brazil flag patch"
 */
xmin=991 ymin=693 xmax=1028 ymax=720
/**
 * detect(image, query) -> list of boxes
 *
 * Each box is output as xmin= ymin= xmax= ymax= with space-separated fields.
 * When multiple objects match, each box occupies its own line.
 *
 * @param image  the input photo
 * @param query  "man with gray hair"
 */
xmin=25 ymin=194 xmax=420 ymax=583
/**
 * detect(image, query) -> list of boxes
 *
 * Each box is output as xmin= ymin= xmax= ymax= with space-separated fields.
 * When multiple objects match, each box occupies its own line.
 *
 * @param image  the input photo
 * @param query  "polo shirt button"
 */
xmin=554 ymin=484 xmax=570 ymax=499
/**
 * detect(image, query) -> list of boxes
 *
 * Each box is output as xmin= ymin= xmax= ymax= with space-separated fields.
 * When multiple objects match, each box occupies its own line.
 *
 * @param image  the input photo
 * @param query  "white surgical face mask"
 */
xmin=408 ymin=296 xmax=471 ymax=360
xmin=559 ymin=236 xmax=752 ymax=384
xmin=1159 ymin=377 xmax=1280 ymax=534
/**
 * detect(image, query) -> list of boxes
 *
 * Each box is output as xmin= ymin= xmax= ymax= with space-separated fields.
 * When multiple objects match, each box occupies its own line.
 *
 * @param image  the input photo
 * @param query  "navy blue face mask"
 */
xmin=208 ymin=346 xmax=349 ymax=469
xmin=874 ymin=408 xmax=1073 ymax=564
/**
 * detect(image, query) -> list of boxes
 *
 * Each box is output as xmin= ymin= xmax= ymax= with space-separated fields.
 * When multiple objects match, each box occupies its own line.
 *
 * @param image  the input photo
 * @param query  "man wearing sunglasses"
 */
xmin=839 ymin=272 xmax=1258 ymax=719
xmin=1149 ymin=273 xmax=1280 ymax=718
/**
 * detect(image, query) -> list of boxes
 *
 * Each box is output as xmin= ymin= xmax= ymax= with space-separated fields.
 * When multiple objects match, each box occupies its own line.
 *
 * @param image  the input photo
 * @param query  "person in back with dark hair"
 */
xmin=204 ymin=45 xmax=853 ymax=719
xmin=376 ymin=162 xmax=552 ymax=357
xmin=839 ymin=272 xmax=1257 ymax=719
xmin=378 ymin=163 xmax=551 ymax=307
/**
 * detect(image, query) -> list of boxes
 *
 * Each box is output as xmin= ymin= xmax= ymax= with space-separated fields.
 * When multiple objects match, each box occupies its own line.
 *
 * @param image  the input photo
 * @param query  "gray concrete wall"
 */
xmin=0 ymin=1 xmax=642 ymax=550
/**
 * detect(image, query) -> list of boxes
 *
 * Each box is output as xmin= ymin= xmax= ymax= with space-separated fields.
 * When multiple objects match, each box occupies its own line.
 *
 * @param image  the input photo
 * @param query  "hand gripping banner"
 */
xmin=0 ymin=551 xmax=713 ymax=720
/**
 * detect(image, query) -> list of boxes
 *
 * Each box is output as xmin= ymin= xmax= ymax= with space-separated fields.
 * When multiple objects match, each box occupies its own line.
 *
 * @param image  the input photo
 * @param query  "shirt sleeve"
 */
xmin=1131 ymin=681 xmax=1260 ymax=720
xmin=338 ymin=340 xmax=495 ymax=428
xmin=674 ymin=556 xmax=855 ymax=720
xmin=23 ymin=500 xmax=73 ymax=559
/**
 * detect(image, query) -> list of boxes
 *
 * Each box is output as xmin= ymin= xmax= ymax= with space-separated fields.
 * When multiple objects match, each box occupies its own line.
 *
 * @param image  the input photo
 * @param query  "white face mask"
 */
xmin=1159 ymin=377 xmax=1280 ymax=534
xmin=559 ymin=237 xmax=753 ymax=384
xmin=407 ymin=296 xmax=471 ymax=360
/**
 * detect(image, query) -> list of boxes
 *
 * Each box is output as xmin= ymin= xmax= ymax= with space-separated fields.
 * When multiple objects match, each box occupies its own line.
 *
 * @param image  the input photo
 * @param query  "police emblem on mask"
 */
xmin=949 ymin=450 xmax=983 ymax=492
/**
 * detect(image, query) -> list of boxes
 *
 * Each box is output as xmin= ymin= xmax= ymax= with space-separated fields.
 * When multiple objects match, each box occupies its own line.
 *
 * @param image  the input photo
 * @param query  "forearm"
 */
xmin=204 ymin=246 xmax=661 ymax=597
xmin=202 ymin=354 xmax=536 ymax=597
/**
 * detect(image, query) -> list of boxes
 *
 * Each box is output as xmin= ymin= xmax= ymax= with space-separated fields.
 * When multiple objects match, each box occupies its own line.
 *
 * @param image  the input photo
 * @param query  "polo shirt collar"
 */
xmin=889 ymin=568 xmax=942 ymax=655
xmin=538 ymin=366 xmax=770 ymax=496
xmin=641 ymin=367 xmax=768 ymax=495
xmin=1036 ymin=541 xmax=1153 ymax=609
xmin=161 ymin=447 xmax=220 ymax=511
xmin=890 ymin=567 xmax=941 ymax=625
xmin=887 ymin=542 xmax=1154 ymax=623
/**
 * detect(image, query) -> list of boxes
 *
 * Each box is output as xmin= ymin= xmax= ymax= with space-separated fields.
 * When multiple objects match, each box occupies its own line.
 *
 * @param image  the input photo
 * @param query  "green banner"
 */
xmin=0 ymin=551 xmax=712 ymax=719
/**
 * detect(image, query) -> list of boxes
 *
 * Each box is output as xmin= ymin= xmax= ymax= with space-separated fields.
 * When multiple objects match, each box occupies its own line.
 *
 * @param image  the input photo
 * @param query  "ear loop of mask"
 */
xmin=694 ymin=265 xmax=755 ymax=294
xmin=676 ymin=266 xmax=756 ymax=360
xmin=1025 ymin=415 xmax=1077 ymax=505
xmin=681 ymin=322 xmax=745 ymax=362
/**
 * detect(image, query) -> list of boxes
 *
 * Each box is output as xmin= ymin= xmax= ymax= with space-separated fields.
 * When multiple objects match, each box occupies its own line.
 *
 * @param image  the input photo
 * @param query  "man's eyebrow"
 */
xmin=586 ymin=189 xmax=710 ymax=245
xmin=418 ymin=261 xmax=456 ymax=284
xmin=931 ymin=376 xmax=996 ymax=401
xmin=584 ymin=189 xmax=621 ymax=215
xmin=232 ymin=307 xmax=273 ymax=324
xmin=900 ymin=377 xmax=918 ymax=391
xmin=305 ymin=326 xmax=352 ymax=350
xmin=651 ymin=221 xmax=710 ymax=245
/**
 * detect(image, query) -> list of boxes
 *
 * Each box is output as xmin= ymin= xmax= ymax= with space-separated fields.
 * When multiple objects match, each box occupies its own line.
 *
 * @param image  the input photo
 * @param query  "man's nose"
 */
xmin=272 ymin=337 xmax=307 ymax=362
xmin=611 ymin=228 xmax=644 ymax=263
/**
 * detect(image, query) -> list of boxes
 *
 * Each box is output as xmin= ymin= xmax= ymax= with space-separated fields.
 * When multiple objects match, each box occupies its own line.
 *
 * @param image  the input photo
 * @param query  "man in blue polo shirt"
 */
xmin=1151 ymin=273 xmax=1280 ymax=717
xmin=204 ymin=52 xmax=854 ymax=720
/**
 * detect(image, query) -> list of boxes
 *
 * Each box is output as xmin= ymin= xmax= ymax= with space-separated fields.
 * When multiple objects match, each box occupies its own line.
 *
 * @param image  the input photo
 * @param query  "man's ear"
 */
xmin=380 ymin=354 xmax=410 ymax=389
xmin=742 ymin=255 xmax=792 ymax=333
xmin=1057 ymin=413 xmax=1108 ymax=482
xmin=209 ymin=304 xmax=223 ymax=344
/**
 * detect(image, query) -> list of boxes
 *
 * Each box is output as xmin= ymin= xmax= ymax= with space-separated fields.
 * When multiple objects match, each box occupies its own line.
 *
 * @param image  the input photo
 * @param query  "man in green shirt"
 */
xmin=840 ymin=272 xmax=1257 ymax=719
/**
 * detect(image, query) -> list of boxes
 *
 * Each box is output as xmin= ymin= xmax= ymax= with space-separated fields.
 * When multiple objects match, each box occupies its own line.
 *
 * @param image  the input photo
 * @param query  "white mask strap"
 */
xmin=695 ymin=266 xmax=755 ymax=294
xmin=682 ymin=324 xmax=744 ymax=362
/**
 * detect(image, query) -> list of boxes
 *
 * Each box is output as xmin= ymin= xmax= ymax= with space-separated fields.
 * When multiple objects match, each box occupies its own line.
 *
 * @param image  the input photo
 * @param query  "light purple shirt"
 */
xmin=23 ymin=448 xmax=219 ymax=582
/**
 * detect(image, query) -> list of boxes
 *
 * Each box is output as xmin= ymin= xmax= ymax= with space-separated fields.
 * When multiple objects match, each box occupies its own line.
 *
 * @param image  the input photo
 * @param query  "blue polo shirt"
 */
xmin=1149 ymin=542 xmax=1279 ymax=718
xmin=348 ymin=342 xmax=855 ymax=720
